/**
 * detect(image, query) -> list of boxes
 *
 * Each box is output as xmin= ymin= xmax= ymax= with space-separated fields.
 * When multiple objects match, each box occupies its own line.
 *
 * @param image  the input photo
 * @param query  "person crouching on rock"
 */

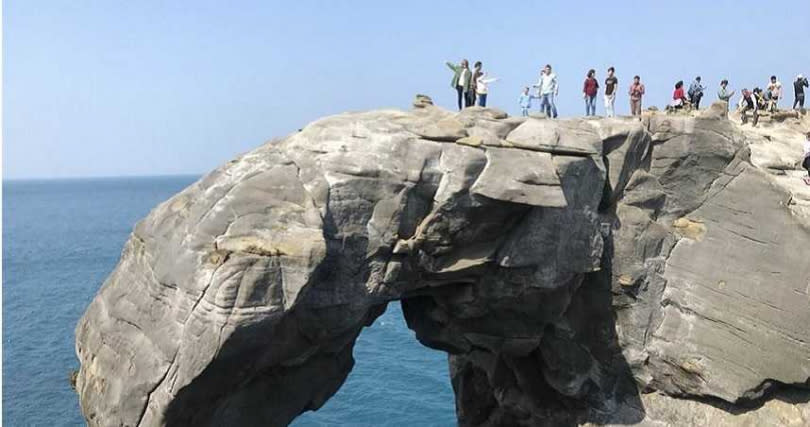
xmin=753 ymin=87 xmax=767 ymax=110
xmin=738 ymin=88 xmax=759 ymax=126
xmin=802 ymin=132 xmax=810 ymax=185
xmin=669 ymin=81 xmax=690 ymax=111
xmin=446 ymin=59 xmax=472 ymax=111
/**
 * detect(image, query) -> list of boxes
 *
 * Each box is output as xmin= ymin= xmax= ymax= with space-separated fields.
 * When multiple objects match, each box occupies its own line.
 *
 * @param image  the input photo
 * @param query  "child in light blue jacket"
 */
xmin=519 ymin=87 xmax=532 ymax=116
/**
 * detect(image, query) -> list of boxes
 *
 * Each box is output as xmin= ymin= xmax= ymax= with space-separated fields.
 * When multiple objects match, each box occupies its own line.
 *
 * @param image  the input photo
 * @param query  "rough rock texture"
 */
xmin=75 ymin=100 xmax=810 ymax=426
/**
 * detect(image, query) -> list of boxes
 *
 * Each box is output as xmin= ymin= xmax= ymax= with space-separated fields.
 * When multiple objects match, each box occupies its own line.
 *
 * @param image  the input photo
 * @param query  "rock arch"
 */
xmin=75 ymin=100 xmax=810 ymax=426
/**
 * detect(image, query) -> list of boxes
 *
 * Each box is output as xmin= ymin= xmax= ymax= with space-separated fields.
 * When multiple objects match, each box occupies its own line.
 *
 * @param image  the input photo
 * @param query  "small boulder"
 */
xmin=698 ymin=101 xmax=729 ymax=120
xmin=413 ymin=94 xmax=434 ymax=109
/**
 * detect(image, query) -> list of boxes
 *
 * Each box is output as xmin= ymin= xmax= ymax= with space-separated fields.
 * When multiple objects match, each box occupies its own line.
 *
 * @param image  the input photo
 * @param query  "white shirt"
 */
xmin=803 ymin=139 xmax=810 ymax=158
xmin=535 ymin=72 xmax=558 ymax=95
xmin=476 ymin=76 xmax=498 ymax=94
xmin=769 ymin=81 xmax=782 ymax=98
xmin=459 ymin=69 xmax=470 ymax=88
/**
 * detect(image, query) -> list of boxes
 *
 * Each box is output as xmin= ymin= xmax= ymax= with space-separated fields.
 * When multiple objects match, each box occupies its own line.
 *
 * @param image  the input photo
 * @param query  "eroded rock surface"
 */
xmin=75 ymin=100 xmax=810 ymax=426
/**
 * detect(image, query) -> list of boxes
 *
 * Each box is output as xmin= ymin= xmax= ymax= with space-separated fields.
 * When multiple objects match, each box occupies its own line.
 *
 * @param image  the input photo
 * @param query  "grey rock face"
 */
xmin=75 ymin=99 xmax=810 ymax=426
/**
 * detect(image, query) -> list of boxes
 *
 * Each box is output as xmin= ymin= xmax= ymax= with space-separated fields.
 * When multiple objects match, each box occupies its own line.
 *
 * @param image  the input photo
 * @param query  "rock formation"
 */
xmin=75 ymin=98 xmax=810 ymax=426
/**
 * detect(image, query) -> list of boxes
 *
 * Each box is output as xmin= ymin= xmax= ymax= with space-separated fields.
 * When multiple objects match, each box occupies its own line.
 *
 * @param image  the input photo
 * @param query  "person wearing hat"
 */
xmin=794 ymin=74 xmax=809 ymax=110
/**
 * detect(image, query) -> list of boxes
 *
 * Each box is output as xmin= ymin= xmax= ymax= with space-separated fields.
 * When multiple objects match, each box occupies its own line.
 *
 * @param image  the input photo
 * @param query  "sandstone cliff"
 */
xmin=75 ymin=97 xmax=810 ymax=426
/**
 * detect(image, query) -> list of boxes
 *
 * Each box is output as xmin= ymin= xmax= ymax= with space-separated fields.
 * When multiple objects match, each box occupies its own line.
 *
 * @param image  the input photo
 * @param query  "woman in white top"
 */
xmin=476 ymin=73 xmax=499 ymax=107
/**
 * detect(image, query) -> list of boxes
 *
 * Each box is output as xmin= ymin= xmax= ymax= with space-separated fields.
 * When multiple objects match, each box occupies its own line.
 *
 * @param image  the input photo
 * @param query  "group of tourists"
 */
xmin=446 ymin=59 xmax=810 ymax=186
xmin=524 ymin=66 xmax=646 ymax=118
xmin=446 ymin=60 xmax=498 ymax=109
xmin=517 ymin=65 xmax=562 ymax=118
xmin=445 ymin=60 xmax=810 ymax=122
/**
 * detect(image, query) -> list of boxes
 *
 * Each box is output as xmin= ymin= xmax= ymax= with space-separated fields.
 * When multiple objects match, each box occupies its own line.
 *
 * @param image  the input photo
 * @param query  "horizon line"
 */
xmin=2 ymin=172 xmax=204 ymax=183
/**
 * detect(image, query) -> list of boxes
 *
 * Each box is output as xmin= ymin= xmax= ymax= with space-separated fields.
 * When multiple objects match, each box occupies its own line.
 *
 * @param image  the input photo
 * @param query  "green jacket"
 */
xmin=446 ymin=62 xmax=472 ymax=91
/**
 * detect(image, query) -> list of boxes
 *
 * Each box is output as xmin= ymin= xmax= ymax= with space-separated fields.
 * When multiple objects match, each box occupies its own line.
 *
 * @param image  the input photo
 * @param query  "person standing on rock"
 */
xmin=446 ymin=59 xmax=472 ymax=111
xmin=793 ymin=74 xmax=808 ymax=110
xmin=475 ymin=72 xmax=498 ymax=107
xmin=766 ymin=75 xmax=782 ymax=112
xmin=688 ymin=76 xmax=705 ymax=109
xmin=604 ymin=67 xmax=618 ymax=117
xmin=583 ymin=69 xmax=599 ymax=116
xmin=534 ymin=64 xmax=559 ymax=118
xmin=718 ymin=79 xmax=735 ymax=103
xmin=628 ymin=75 xmax=645 ymax=117
xmin=471 ymin=61 xmax=483 ymax=107
xmin=519 ymin=87 xmax=532 ymax=116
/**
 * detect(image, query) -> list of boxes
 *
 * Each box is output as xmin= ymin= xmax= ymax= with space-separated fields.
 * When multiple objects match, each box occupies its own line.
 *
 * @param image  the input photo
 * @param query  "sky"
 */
xmin=4 ymin=0 xmax=810 ymax=179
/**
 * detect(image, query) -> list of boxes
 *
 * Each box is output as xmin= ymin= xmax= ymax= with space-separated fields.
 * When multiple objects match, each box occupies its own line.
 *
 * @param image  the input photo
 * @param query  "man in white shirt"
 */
xmin=533 ymin=64 xmax=559 ymax=118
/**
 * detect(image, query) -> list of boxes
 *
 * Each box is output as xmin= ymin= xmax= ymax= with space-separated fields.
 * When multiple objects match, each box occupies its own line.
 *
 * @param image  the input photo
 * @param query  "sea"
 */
xmin=3 ymin=176 xmax=456 ymax=426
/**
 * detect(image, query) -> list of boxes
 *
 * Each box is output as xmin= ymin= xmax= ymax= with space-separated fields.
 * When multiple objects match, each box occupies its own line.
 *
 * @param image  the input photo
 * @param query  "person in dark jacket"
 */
xmin=688 ymin=76 xmax=705 ymax=109
xmin=794 ymin=74 xmax=809 ymax=110
xmin=471 ymin=61 xmax=482 ymax=107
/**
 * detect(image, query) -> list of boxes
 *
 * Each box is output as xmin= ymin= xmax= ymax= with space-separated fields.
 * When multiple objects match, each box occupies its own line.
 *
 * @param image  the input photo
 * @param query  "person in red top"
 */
xmin=583 ymin=69 xmax=599 ymax=116
xmin=670 ymin=81 xmax=689 ymax=109
xmin=628 ymin=75 xmax=645 ymax=118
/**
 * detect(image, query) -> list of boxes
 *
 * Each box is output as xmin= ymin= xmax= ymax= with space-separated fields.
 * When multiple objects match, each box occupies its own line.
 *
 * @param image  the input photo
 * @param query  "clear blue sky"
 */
xmin=4 ymin=0 xmax=810 ymax=179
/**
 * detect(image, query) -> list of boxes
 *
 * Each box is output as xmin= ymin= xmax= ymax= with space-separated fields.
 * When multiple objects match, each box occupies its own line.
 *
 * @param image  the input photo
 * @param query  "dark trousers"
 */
xmin=477 ymin=93 xmax=487 ymax=107
xmin=465 ymin=90 xmax=474 ymax=107
xmin=691 ymin=93 xmax=703 ymax=109
xmin=803 ymin=157 xmax=810 ymax=176
xmin=794 ymin=94 xmax=805 ymax=109
xmin=456 ymin=86 xmax=464 ymax=110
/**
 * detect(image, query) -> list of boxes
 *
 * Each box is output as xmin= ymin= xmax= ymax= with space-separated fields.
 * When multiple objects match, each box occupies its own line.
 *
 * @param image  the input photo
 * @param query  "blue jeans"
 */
xmin=541 ymin=93 xmax=557 ymax=118
xmin=478 ymin=93 xmax=487 ymax=107
xmin=585 ymin=95 xmax=596 ymax=116
xmin=521 ymin=107 xmax=529 ymax=117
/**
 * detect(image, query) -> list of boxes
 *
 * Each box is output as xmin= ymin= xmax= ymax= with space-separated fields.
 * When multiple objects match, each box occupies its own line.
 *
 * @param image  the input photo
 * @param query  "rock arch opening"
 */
xmin=292 ymin=302 xmax=455 ymax=426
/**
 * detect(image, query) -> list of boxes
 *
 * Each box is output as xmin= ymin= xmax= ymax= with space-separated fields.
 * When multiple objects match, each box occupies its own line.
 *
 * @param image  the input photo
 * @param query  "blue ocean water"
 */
xmin=2 ymin=176 xmax=455 ymax=426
